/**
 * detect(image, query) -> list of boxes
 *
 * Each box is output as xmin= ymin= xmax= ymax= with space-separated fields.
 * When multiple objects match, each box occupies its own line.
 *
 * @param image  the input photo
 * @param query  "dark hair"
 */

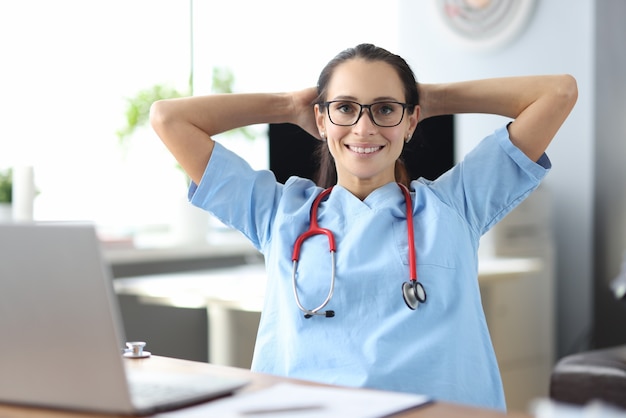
xmin=314 ymin=44 xmax=419 ymax=188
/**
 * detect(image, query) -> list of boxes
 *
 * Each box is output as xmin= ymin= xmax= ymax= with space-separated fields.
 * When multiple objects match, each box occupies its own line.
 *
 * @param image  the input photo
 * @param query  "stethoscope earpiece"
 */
xmin=304 ymin=310 xmax=335 ymax=319
xmin=402 ymin=281 xmax=427 ymax=310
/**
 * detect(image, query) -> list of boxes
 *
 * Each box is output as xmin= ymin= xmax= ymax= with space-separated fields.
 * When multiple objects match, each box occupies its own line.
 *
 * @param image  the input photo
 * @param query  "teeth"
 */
xmin=349 ymin=145 xmax=381 ymax=154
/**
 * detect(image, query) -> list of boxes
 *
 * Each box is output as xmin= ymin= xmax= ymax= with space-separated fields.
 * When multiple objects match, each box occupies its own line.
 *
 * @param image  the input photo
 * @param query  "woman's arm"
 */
xmin=418 ymin=75 xmax=578 ymax=162
xmin=149 ymin=88 xmax=319 ymax=185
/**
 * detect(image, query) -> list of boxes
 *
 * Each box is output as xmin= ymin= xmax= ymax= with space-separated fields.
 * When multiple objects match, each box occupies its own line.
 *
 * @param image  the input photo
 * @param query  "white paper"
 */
xmin=156 ymin=382 xmax=431 ymax=418
xmin=532 ymin=398 xmax=626 ymax=418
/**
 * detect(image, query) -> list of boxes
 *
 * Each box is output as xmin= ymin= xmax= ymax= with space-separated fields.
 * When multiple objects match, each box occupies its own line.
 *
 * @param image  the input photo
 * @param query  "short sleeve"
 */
xmin=423 ymin=125 xmax=551 ymax=236
xmin=188 ymin=142 xmax=282 ymax=250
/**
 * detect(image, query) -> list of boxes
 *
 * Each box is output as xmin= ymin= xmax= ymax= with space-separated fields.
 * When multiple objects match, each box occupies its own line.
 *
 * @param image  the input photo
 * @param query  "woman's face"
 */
xmin=315 ymin=58 xmax=418 ymax=196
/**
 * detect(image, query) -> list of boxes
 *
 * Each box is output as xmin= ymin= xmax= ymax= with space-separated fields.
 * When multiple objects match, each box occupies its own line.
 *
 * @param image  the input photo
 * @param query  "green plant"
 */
xmin=116 ymin=68 xmax=255 ymax=189
xmin=116 ymin=83 xmax=188 ymax=145
xmin=117 ymin=67 xmax=253 ymax=146
xmin=0 ymin=168 xmax=12 ymax=204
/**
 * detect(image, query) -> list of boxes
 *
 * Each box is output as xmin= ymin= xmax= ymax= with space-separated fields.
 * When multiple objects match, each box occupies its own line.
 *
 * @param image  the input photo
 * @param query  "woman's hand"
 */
xmin=415 ymin=82 xmax=448 ymax=124
xmin=290 ymin=87 xmax=321 ymax=140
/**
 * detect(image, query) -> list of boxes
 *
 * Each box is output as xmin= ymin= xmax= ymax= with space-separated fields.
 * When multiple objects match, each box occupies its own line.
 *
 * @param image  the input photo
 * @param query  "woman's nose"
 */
xmin=353 ymin=108 xmax=378 ymax=135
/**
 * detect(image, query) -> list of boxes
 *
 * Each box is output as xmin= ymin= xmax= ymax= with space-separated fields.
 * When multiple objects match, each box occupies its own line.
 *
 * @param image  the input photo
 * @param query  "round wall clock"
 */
xmin=435 ymin=0 xmax=536 ymax=51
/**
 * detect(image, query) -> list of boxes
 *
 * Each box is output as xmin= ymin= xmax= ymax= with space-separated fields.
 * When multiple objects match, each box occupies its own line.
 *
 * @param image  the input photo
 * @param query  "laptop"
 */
xmin=0 ymin=222 xmax=249 ymax=415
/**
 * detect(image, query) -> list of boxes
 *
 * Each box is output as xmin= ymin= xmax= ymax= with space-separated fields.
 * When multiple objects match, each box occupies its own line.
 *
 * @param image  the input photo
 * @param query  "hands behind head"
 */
xmin=291 ymin=87 xmax=324 ymax=140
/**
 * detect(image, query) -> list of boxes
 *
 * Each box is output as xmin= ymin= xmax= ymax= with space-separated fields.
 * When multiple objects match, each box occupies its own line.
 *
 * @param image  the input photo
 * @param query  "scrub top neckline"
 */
xmin=330 ymin=182 xmax=407 ymax=212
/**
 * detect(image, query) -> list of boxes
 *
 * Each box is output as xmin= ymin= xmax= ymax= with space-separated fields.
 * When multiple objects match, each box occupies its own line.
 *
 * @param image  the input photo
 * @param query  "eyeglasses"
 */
xmin=320 ymin=100 xmax=411 ymax=127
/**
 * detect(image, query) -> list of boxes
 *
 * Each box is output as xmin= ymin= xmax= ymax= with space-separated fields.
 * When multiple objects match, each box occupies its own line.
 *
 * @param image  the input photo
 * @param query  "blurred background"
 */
xmin=1 ymin=0 xmax=625 ymax=412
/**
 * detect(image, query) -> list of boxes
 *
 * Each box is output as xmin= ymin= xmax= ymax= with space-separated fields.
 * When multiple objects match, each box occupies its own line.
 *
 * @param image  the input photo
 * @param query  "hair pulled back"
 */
xmin=314 ymin=44 xmax=419 ymax=188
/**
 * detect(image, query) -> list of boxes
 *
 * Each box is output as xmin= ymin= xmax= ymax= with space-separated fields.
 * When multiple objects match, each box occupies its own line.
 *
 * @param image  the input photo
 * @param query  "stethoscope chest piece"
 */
xmin=402 ymin=281 xmax=427 ymax=310
xmin=123 ymin=341 xmax=151 ymax=359
xmin=293 ymin=183 xmax=427 ymax=316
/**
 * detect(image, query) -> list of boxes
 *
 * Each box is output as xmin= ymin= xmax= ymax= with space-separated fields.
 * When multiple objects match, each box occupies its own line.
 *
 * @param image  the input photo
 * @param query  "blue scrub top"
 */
xmin=189 ymin=125 xmax=551 ymax=411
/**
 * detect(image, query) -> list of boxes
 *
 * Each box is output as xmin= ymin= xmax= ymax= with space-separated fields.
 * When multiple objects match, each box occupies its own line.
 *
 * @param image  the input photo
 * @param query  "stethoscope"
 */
xmin=291 ymin=183 xmax=426 ymax=318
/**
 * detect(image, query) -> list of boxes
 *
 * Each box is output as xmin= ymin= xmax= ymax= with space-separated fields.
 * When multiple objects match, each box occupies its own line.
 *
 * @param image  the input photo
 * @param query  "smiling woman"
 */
xmin=313 ymin=57 xmax=418 ymax=198
xmin=149 ymin=38 xmax=576 ymax=409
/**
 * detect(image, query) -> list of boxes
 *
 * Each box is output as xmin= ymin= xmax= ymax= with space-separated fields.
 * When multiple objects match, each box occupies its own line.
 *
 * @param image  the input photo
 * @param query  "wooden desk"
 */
xmin=0 ymin=356 xmax=532 ymax=418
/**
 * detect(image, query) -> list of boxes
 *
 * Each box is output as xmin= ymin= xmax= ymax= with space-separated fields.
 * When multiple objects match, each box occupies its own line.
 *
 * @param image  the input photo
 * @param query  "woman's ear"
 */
xmin=314 ymin=104 xmax=326 ymax=140
xmin=414 ymin=105 xmax=424 ymax=125
xmin=404 ymin=106 xmax=420 ymax=143
xmin=406 ymin=105 xmax=420 ymax=139
xmin=410 ymin=105 xmax=420 ymax=130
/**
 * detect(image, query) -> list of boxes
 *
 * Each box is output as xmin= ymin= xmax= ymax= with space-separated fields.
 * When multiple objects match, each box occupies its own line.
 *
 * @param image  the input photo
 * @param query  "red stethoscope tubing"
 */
xmin=291 ymin=187 xmax=337 ymax=317
xmin=291 ymin=187 xmax=336 ymax=262
xmin=291 ymin=183 xmax=422 ymax=317
xmin=397 ymin=183 xmax=417 ymax=282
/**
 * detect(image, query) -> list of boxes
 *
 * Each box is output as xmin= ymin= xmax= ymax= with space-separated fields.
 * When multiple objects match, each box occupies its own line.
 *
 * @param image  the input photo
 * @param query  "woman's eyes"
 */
xmin=377 ymin=105 xmax=394 ymax=115
xmin=331 ymin=102 xmax=398 ymax=115
xmin=336 ymin=103 xmax=357 ymax=113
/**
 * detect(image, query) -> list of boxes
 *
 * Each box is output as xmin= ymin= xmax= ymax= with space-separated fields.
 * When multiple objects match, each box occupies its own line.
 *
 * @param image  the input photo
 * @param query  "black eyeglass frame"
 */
xmin=319 ymin=100 xmax=413 ymax=128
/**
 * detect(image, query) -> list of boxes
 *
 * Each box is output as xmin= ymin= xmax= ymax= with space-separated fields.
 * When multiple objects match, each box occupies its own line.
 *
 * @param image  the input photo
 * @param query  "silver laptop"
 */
xmin=0 ymin=222 xmax=249 ymax=415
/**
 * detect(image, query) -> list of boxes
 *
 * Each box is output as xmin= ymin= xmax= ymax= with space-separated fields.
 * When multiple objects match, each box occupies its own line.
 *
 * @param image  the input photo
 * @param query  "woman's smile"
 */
xmin=346 ymin=143 xmax=385 ymax=155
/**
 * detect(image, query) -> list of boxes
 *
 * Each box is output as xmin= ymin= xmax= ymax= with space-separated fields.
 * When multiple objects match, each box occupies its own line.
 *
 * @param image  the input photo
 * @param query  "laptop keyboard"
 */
xmin=126 ymin=371 xmax=248 ymax=411
xmin=129 ymin=380 xmax=213 ymax=405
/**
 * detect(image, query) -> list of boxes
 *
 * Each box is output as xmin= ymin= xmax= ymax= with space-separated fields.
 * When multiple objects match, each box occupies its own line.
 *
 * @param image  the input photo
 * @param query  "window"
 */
xmin=0 ymin=0 xmax=398 ymax=244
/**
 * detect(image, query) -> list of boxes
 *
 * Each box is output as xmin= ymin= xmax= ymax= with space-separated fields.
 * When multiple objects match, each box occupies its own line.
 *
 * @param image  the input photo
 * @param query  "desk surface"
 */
xmin=0 ymin=356 xmax=532 ymax=418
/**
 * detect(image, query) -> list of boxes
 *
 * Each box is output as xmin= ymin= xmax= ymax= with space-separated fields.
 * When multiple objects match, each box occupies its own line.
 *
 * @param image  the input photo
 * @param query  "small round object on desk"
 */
xmin=124 ymin=341 xmax=151 ymax=358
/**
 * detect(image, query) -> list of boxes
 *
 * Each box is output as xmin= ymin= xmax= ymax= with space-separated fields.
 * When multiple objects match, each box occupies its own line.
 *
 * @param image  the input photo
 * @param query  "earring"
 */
xmin=320 ymin=132 xmax=326 ymax=140
xmin=405 ymin=133 xmax=412 ymax=143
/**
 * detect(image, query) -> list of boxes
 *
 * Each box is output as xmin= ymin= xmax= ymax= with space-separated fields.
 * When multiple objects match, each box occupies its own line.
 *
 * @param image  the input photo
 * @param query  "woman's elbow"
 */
xmin=149 ymin=99 xmax=174 ymax=134
xmin=557 ymin=74 xmax=579 ymax=111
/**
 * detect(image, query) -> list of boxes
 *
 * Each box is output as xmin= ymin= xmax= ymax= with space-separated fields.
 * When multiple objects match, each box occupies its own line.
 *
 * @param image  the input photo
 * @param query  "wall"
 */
xmin=593 ymin=0 xmax=626 ymax=348
xmin=397 ymin=0 xmax=595 ymax=358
